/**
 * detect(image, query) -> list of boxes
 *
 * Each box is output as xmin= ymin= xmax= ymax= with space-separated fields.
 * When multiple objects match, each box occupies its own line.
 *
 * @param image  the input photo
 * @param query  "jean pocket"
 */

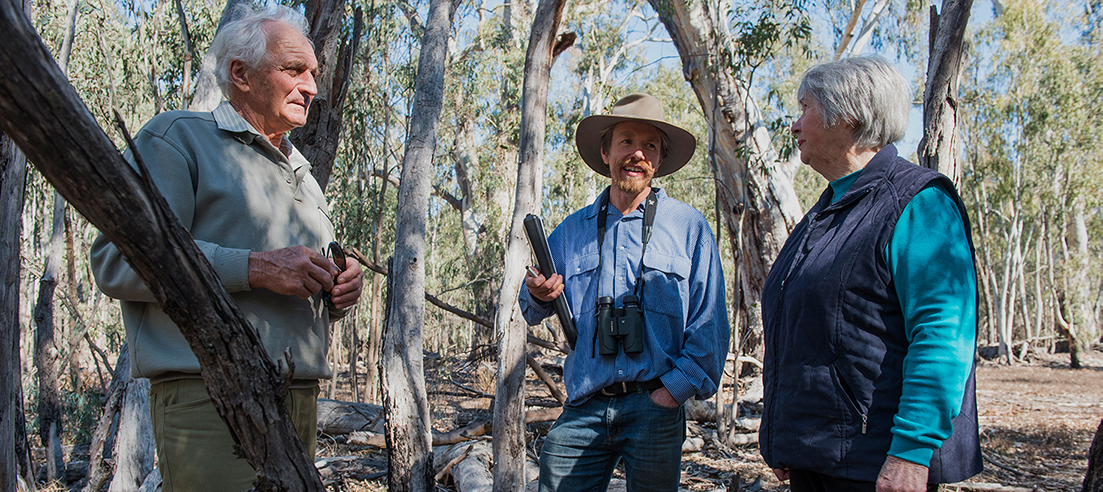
xmin=646 ymin=389 xmax=681 ymax=410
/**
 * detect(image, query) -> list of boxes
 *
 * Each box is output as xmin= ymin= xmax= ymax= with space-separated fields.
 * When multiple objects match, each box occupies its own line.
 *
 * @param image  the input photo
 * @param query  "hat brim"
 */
xmin=575 ymin=115 xmax=697 ymax=178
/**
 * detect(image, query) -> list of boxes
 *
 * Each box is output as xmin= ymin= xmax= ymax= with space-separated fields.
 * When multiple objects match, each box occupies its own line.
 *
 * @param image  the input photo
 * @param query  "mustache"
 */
xmin=616 ymin=158 xmax=654 ymax=173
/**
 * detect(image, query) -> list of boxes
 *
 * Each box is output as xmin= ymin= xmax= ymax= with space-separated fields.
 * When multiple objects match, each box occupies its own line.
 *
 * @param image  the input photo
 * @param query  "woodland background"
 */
xmin=1 ymin=0 xmax=1101 ymax=488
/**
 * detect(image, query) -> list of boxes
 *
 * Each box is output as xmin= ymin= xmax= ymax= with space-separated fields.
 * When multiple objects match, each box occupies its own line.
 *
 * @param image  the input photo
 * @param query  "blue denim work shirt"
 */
xmin=519 ymin=187 xmax=730 ymax=406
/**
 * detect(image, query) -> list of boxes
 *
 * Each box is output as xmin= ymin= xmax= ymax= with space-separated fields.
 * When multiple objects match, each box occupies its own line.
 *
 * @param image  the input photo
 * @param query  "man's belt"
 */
xmin=599 ymin=379 xmax=663 ymax=397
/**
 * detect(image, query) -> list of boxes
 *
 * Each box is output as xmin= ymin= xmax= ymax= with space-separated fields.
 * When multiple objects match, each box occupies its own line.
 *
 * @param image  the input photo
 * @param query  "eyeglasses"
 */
xmin=327 ymin=241 xmax=346 ymax=271
xmin=324 ymin=241 xmax=345 ymax=308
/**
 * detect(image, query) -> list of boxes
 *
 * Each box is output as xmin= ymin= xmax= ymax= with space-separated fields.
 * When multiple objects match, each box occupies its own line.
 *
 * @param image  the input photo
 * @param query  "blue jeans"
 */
xmin=538 ymin=390 xmax=686 ymax=492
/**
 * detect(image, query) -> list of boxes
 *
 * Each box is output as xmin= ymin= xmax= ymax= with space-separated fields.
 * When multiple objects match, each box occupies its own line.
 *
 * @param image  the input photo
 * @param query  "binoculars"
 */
xmin=596 ymin=295 xmax=644 ymax=355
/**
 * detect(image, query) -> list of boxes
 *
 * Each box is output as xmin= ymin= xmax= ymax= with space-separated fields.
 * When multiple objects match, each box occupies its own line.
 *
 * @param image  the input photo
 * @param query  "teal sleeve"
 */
xmin=885 ymin=181 xmax=977 ymax=467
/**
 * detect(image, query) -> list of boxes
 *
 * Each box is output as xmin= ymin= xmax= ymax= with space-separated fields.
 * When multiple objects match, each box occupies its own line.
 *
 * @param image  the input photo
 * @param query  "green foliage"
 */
xmin=960 ymin=0 xmax=1103 ymax=345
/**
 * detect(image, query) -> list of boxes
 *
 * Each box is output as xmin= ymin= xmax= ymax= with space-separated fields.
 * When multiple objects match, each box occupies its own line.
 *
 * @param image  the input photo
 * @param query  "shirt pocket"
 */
xmin=564 ymin=253 xmax=600 ymax=318
xmin=641 ymin=251 xmax=691 ymax=320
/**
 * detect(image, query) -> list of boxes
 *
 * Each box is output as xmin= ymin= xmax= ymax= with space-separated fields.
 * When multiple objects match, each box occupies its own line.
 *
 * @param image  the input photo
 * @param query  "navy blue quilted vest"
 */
xmin=759 ymin=144 xmax=982 ymax=483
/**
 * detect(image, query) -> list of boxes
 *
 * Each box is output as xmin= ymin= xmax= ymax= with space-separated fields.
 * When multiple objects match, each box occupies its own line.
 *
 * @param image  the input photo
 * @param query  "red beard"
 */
xmin=611 ymin=158 xmax=655 ymax=195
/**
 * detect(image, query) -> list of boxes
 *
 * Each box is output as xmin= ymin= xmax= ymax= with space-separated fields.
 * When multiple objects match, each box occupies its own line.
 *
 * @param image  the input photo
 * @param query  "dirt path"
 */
xmin=969 ymin=348 xmax=1103 ymax=491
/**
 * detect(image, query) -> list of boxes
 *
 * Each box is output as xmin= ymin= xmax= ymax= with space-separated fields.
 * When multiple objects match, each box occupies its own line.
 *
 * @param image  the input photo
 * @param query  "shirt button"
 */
xmin=286 ymin=176 xmax=293 ymax=184
xmin=617 ymin=370 xmax=624 ymax=375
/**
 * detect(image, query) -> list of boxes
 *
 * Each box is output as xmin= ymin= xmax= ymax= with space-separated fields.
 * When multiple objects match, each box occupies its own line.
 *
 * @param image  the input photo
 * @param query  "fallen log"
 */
xmin=433 ymin=442 xmax=493 ymax=492
xmin=433 ymin=441 xmax=542 ymax=492
xmin=434 ymin=419 xmax=491 ymax=446
xmin=316 ymin=398 xmax=384 ymax=436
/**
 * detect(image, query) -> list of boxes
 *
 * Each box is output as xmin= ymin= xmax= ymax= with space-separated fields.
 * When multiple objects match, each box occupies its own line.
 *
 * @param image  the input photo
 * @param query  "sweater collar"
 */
xmin=813 ymin=143 xmax=899 ymax=213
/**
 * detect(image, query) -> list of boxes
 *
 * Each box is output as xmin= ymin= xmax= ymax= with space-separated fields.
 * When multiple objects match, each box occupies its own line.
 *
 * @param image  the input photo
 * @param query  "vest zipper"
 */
xmin=834 ymin=365 xmax=869 ymax=435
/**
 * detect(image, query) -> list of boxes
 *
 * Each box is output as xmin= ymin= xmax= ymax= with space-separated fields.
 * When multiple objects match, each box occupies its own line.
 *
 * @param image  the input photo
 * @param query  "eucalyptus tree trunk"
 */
xmin=381 ymin=0 xmax=458 ymax=489
xmin=649 ymin=0 xmax=802 ymax=365
xmin=492 ymin=0 xmax=570 ymax=489
xmin=33 ymin=215 xmax=65 ymax=479
xmin=365 ymin=167 xmax=390 ymax=405
xmin=995 ymin=209 xmax=1022 ymax=364
xmin=0 ymin=131 xmax=28 ymax=492
xmin=32 ymin=0 xmax=83 ymax=477
xmin=83 ymin=345 xmax=155 ymax=492
xmin=294 ymin=1 xmax=362 ymax=192
xmin=1073 ymin=201 xmax=1097 ymax=345
xmin=918 ymin=0 xmax=973 ymax=183
xmin=0 ymin=4 xmax=324 ymax=489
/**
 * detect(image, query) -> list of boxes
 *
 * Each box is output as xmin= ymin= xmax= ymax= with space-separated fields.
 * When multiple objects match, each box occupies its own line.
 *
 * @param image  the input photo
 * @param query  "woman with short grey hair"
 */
xmin=759 ymin=55 xmax=983 ymax=492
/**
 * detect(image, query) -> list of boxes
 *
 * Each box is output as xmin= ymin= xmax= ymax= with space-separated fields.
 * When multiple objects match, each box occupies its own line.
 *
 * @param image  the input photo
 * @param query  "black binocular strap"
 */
xmin=597 ymin=189 xmax=657 ymax=300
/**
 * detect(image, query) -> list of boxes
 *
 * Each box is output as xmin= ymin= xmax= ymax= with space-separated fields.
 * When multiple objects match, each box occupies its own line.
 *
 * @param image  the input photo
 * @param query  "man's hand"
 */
xmin=329 ymin=259 xmax=363 ymax=310
xmin=876 ymin=455 xmax=929 ymax=492
xmin=524 ymin=266 xmax=564 ymax=302
xmin=248 ymin=246 xmax=336 ymax=298
xmin=648 ymin=386 xmax=679 ymax=408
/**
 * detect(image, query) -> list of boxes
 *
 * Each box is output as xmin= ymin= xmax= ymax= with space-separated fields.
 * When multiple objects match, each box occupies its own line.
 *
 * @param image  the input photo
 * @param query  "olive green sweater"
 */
xmin=91 ymin=102 xmax=342 ymax=384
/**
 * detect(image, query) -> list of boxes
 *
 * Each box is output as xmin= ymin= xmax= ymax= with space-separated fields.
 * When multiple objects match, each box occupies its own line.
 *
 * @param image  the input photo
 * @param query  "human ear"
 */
xmin=229 ymin=59 xmax=251 ymax=92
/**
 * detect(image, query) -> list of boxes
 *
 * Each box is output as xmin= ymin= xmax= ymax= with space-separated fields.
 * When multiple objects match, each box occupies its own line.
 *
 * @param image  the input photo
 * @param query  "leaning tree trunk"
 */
xmin=0 ymin=131 xmax=28 ymax=492
xmin=650 ymin=0 xmax=802 ymax=366
xmin=292 ymin=0 xmax=362 ymax=192
xmin=0 ymin=3 xmax=324 ymax=490
xmin=381 ymin=0 xmax=457 ymax=489
xmin=492 ymin=0 xmax=571 ymax=490
xmin=1085 ymin=418 xmax=1103 ymax=492
xmin=917 ymin=0 xmax=972 ymax=184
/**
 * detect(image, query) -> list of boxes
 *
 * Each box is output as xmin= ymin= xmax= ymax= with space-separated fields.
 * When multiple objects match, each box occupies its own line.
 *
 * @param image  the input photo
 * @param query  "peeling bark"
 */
xmin=918 ymin=0 xmax=973 ymax=184
xmin=650 ymin=0 xmax=801 ymax=366
xmin=382 ymin=0 xmax=459 ymax=489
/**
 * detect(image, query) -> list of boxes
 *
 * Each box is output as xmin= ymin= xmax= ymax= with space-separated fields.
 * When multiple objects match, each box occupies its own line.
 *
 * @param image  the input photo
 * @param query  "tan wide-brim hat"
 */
xmin=575 ymin=93 xmax=697 ymax=178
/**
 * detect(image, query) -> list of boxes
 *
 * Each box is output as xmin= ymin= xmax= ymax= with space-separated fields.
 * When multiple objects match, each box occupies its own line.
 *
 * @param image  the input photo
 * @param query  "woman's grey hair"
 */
xmin=797 ymin=55 xmax=911 ymax=150
xmin=210 ymin=5 xmax=312 ymax=99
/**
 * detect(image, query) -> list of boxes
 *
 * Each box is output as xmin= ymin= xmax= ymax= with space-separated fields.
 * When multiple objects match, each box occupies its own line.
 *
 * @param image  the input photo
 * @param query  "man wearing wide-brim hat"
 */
xmin=520 ymin=93 xmax=730 ymax=491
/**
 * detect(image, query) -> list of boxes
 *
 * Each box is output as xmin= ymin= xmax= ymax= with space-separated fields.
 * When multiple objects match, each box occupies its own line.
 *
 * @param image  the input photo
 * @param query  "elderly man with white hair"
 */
xmin=90 ymin=6 xmax=362 ymax=490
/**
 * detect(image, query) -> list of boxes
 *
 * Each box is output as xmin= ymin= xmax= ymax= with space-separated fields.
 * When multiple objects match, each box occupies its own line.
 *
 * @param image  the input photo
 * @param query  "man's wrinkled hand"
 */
xmin=329 ymin=259 xmax=363 ymax=310
xmin=248 ymin=246 xmax=335 ymax=299
xmin=524 ymin=266 xmax=564 ymax=303
xmin=876 ymin=455 xmax=929 ymax=492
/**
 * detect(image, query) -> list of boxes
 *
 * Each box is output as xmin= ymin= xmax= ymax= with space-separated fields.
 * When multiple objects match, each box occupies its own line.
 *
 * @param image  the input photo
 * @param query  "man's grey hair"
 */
xmin=210 ymin=5 xmax=312 ymax=99
xmin=797 ymin=55 xmax=911 ymax=150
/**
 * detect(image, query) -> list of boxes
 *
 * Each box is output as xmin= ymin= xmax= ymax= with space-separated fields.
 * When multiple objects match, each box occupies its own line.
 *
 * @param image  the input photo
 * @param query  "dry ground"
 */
xmin=319 ymin=345 xmax=1103 ymax=491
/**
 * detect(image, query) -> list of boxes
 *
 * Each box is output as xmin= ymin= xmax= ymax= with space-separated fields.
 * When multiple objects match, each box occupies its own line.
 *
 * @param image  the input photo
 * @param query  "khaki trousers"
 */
xmin=150 ymin=379 xmax=319 ymax=492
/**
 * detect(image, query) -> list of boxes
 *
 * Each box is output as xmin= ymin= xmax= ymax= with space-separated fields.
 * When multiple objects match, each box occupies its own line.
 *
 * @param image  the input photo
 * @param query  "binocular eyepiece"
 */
xmin=597 ymin=295 xmax=644 ymax=355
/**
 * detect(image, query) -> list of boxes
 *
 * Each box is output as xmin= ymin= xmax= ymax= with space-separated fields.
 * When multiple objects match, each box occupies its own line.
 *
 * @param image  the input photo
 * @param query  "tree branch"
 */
xmin=0 ymin=5 xmax=322 ymax=489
